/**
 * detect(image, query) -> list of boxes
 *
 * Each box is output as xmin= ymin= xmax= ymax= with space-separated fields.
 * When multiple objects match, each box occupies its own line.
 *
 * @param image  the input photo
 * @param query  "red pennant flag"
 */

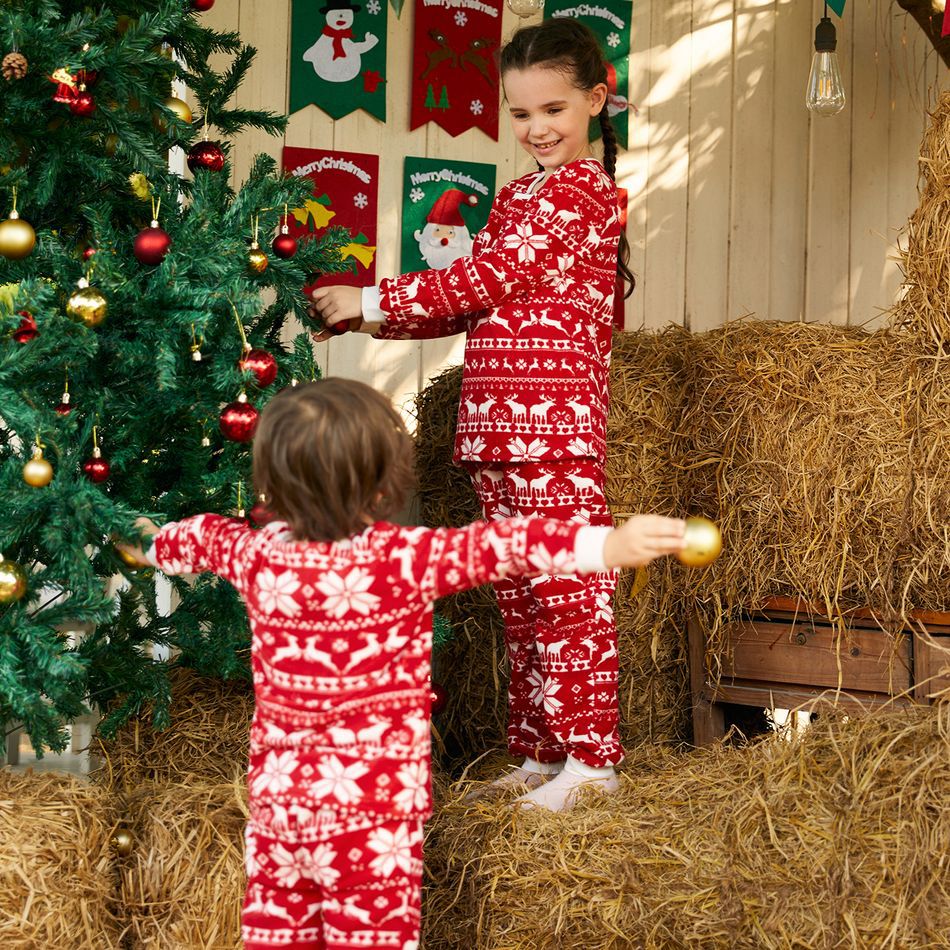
xmin=944 ymin=3 xmax=950 ymax=38
xmin=410 ymin=0 xmax=503 ymax=140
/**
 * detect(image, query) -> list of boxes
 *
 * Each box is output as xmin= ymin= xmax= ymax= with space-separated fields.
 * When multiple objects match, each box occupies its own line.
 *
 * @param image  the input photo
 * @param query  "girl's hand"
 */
xmin=603 ymin=515 xmax=687 ymax=569
xmin=309 ymin=286 xmax=366 ymax=342
xmin=115 ymin=517 xmax=162 ymax=567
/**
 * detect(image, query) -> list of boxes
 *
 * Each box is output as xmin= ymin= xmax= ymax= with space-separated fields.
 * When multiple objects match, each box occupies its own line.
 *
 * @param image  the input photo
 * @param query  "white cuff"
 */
xmin=573 ymin=525 xmax=611 ymax=574
xmin=144 ymin=540 xmax=159 ymax=568
xmin=360 ymin=286 xmax=387 ymax=324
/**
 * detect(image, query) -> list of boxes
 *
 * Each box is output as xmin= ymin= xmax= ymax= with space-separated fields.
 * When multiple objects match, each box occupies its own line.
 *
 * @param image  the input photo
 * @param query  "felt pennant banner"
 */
xmin=282 ymin=146 xmax=380 ymax=289
xmin=544 ymin=0 xmax=633 ymax=150
xmin=288 ymin=0 xmax=388 ymax=121
xmin=944 ymin=2 xmax=950 ymax=38
xmin=409 ymin=0 xmax=503 ymax=140
xmin=401 ymin=156 xmax=496 ymax=272
xmin=826 ymin=0 xmax=846 ymax=16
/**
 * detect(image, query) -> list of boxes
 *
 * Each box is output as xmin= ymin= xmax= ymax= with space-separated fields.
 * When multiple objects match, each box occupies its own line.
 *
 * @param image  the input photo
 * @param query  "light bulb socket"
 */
xmin=814 ymin=16 xmax=836 ymax=53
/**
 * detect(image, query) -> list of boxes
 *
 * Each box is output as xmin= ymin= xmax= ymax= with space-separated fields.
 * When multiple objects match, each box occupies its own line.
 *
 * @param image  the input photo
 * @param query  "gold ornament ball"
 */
xmin=155 ymin=96 xmax=192 ymax=131
xmin=68 ymin=285 xmax=107 ymax=327
xmin=103 ymin=133 xmax=119 ymax=157
xmin=676 ymin=516 xmax=723 ymax=568
xmin=23 ymin=453 xmax=53 ymax=487
xmin=0 ymin=560 xmax=27 ymax=603
xmin=248 ymin=246 xmax=269 ymax=274
xmin=115 ymin=546 xmax=148 ymax=570
xmin=111 ymin=828 xmax=134 ymax=856
xmin=0 ymin=213 xmax=36 ymax=259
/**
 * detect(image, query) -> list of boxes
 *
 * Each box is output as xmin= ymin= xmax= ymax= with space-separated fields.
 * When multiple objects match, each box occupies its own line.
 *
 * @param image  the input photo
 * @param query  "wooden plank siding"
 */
xmin=204 ymin=0 xmax=945 ymax=412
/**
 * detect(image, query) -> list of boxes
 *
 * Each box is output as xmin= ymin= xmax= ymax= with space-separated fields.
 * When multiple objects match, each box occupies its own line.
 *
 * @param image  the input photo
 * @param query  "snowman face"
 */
xmin=326 ymin=8 xmax=354 ymax=29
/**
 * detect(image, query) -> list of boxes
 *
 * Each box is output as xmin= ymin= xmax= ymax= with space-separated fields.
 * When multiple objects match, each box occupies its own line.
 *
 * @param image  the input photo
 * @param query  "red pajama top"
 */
xmin=375 ymin=158 xmax=620 ymax=466
xmin=150 ymin=513 xmax=592 ymax=841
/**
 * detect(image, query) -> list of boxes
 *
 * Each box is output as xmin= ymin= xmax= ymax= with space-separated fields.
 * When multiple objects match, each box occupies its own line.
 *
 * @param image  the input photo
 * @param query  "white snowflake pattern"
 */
xmin=528 ymin=543 xmax=575 ymax=575
xmin=367 ymin=0 xmax=381 ymax=12
xmin=542 ymin=680 xmax=564 ymax=715
xmin=459 ymin=435 xmax=487 ymax=457
xmin=270 ymin=841 xmax=340 ymax=889
xmin=256 ymin=568 xmax=302 ymax=616
xmin=525 ymin=668 xmax=544 ymax=706
xmin=410 ymin=187 xmax=425 ymax=203
xmin=470 ymin=98 xmax=484 ymax=116
xmin=607 ymin=31 xmax=621 ymax=48
xmin=506 ymin=436 xmax=549 ymax=461
xmin=310 ymin=755 xmax=370 ymax=805
xmin=454 ymin=10 xmax=468 ymax=25
xmin=251 ymin=749 xmax=299 ymax=796
xmin=393 ymin=760 xmax=430 ymax=812
xmin=315 ymin=567 xmax=381 ymax=618
xmin=354 ymin=192 xmax=368 ymax=209
xmin=503 ymin=222 xmax=549 ymax=263
xmin=366 ymin=823 xmax=417 ymax=876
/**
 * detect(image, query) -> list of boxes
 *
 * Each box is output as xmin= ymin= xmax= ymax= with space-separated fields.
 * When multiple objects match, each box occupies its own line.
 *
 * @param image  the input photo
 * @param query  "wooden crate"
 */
xmin=689 ymin=597 xmax=950 ymax=745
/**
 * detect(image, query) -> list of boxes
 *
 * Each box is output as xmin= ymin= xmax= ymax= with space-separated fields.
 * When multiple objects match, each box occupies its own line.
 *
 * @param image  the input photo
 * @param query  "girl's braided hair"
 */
xmin=500 ymin=18 xmax=635 ymax=296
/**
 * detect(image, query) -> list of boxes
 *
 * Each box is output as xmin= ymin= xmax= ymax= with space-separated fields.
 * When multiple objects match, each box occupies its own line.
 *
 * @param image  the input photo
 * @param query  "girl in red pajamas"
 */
xmin=312 ymin=19 xmax=636 ymax=812
xmin=118 ymin=379 xmax=684 ymax=950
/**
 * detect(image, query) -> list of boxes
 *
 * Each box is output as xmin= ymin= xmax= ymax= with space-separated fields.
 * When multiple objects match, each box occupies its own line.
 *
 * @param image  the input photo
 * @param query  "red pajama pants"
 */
xmin=242 ymin=817 xmax=423 ymax=950
xmin=470 ymin=459 xmax=623 ymax=768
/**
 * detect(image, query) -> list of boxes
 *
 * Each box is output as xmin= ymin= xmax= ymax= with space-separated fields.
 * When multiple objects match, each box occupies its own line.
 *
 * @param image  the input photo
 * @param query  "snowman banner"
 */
xmin=289 ymin=0 xmax=388 ymax=121
xmin=545 ymin=0 xmax=633 ymax=149
xmin=283 ymin=146 xmax=380 ymax=289
xmin=401 ymin=156 xmax=496 ymax=272
xmin=409 ymin=0 xmax=503 ymax=140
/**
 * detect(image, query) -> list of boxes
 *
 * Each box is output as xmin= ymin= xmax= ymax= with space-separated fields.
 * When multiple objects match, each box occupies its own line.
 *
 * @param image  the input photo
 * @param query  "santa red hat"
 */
xmin=426 ymin=189 xmax=477 ymax=227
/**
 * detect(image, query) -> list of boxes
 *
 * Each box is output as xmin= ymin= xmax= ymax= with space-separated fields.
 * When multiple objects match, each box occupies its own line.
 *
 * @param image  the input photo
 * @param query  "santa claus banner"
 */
xmin=283 ymin=146 xmax=379 ymax=289
xmin=545 ymin=0 xmax=632 ymax=149
xmin=288 ymin=0 xmax=388 ymax=121
xmin=409 ymin=0 xmax=503 ymax=140
xmin=401 ymin=157 xmax=496 ymax=273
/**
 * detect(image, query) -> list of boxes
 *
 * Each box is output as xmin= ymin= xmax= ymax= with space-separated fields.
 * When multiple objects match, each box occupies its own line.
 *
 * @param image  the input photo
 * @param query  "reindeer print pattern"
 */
xmin=151 ymin=511 xmax=591 ymax=950
xmin=375 ymin=158 xmax=620 ymax=467
xmin=471 ymin=460 xmax=622 ymax=768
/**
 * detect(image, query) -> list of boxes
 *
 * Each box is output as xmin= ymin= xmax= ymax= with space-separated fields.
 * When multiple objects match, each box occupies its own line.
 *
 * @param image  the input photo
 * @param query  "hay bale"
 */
xmin=423 ymin=704 xmax=950 ymax=949
xmin=0 ymin=769 xmax=124 ymax=948
xmin=93 ymin=668 xmax=253 ymax=790
xmin=414 ymin=334 xmax=693 ymax=769
xmin=119 ymin=778 xmax=247 ymax=949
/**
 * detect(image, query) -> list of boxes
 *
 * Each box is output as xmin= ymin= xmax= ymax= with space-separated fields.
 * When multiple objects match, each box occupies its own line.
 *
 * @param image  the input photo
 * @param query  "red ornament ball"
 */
xmin=83 ymin=245 xmax=97 ymax=260
xmin=13 ymin=311 xmax=37 ymax=343
xmin=54 ymin=397 xmax=72 ymax=416
xmin=430 ymin=682 xmax=447 ymax=715
xmin=70 ymin=89 xmax=96 ymax=116
xmin=271 ymin=231 xmax=298 ymax=259
xmin=187 ymin=140 xmax=225 ymax=173
xmin=248 ymin=502 xmax=276 ymax=526
xmin=219 ymin=396 xmax=259 ymax=442
xmin=328 ymin=317 xmax=363 ymax=336
xmin=133 ymin=223 xmax=171 ymax=265
xmin=82 ymin=454 xmax=110 ymax=483
xmin=238 ymin=348 xmax=278 ymax=388
xmin=192 ymin=0 xmax=215 ymax=9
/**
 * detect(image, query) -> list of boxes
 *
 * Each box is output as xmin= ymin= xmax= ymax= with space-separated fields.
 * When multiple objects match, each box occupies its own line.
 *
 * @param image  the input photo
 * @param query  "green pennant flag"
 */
xmin=401 ymin=157 xmax=496 ymax=273
xmin=544 ymin=0 xmax=633 ymax=150
xmin=289 ymin=0 xmax=388 ymax=121
xmin=826 ymin=0 xmax=846 ymax=16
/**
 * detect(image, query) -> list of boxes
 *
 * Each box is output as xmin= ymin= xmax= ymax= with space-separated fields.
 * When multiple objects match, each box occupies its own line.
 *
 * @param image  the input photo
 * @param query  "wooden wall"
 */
xmin=200 ymin=0 xmax=945 ymax=414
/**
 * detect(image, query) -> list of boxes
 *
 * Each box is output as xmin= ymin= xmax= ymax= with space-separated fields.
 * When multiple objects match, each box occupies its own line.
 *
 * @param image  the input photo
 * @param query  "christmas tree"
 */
xmin=0 ymin=0 xmax=347 ymax=753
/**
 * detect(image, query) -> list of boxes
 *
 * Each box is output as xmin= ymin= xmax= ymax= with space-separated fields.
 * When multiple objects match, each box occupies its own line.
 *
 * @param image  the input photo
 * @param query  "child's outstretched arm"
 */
xmin=603 ymin=514 xmax=687 ymax=569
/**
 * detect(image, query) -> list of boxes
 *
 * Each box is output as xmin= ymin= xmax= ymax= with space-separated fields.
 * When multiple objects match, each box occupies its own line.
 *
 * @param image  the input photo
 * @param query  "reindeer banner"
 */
xmin=545 ymin=0 xmax=632 ymax=149
xmin=289 ymin=0 xmax=388 ymax=121
xmin=409 ymin=0 xmax=503 ymax=140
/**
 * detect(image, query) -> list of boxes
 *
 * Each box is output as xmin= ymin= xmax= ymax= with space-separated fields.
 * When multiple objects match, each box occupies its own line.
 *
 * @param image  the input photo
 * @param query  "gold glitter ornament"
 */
xmin=22 ymin=444 xmax=53 ymax=487
xmin=67 ymin=277 xmax=107 ymax=327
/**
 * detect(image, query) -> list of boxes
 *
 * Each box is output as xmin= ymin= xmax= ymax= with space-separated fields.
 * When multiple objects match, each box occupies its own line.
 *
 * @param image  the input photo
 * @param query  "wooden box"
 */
xmin=689 ymin=596 xmax=950 ymax=745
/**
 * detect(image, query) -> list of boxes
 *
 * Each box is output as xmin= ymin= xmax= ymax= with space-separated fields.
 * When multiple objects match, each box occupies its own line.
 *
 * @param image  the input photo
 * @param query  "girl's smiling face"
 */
xmin=503 ymin=65 xmax=607 ymax=175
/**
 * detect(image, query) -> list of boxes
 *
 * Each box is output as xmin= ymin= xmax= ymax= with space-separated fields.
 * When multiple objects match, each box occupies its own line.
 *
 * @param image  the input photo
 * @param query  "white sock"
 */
xmin=519 ymin=756 xmax=565 ymax=775
xmin=513 ymin=755 xmax=619 ymax=812
xmin=462 ymin=757 xmax=565 ymax=802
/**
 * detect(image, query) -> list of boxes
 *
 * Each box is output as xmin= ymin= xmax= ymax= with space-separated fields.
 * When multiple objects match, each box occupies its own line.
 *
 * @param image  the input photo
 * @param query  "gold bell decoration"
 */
xmin=0 ymin=557 xmax=28 ymax=604
xmin=0 ymin=188 xmax=36 ymax=260
xmin=248 ymin=214 xmax=268 ymax=273
xmin=23 ymin=440 xmax=53 ymax=487
xmin=67 ymin=276 xmax=107 ymax=327
xmin=111 ymin=827 xmax=134 ymax=856
xmin=676 ymin=516 xmax=723 ymax=569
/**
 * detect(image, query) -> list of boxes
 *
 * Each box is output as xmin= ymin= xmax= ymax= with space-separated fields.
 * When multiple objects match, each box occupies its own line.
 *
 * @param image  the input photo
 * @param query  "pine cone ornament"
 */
xmin=2 ymin=52 xmax=28 ymax=81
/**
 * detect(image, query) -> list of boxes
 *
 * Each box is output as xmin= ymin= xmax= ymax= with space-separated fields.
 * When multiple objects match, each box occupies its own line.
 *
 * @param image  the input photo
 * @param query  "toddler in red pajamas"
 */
xmin=119 ymin=379 xmax=684 ymax=949
xmin=311 ymin=20 xmax=639 ymax=810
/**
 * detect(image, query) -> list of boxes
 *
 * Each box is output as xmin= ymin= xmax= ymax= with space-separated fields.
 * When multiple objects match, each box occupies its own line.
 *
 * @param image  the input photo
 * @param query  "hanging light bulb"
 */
xmin=805 ymin=13 xmax=845 ymax=117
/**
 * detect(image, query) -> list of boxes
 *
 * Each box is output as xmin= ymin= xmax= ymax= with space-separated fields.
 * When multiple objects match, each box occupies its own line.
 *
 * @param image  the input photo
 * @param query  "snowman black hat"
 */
xmin=319 ymin=0 xmax=362 ymax=12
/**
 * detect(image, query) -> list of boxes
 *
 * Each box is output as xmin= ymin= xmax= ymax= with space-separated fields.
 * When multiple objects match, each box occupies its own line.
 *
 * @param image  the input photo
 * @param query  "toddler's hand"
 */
xmin=114 ymin=517 xmax=162 ymax=567
xmin=603 ymin=515 xmax=686 ymax=569
xmin=309 ymin=286 xmax=366 ymax=342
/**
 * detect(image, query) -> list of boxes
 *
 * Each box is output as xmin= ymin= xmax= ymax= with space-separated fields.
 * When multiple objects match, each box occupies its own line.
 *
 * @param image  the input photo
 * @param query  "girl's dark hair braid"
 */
xmin=500 ymin=18 xmax=636 ymax=296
